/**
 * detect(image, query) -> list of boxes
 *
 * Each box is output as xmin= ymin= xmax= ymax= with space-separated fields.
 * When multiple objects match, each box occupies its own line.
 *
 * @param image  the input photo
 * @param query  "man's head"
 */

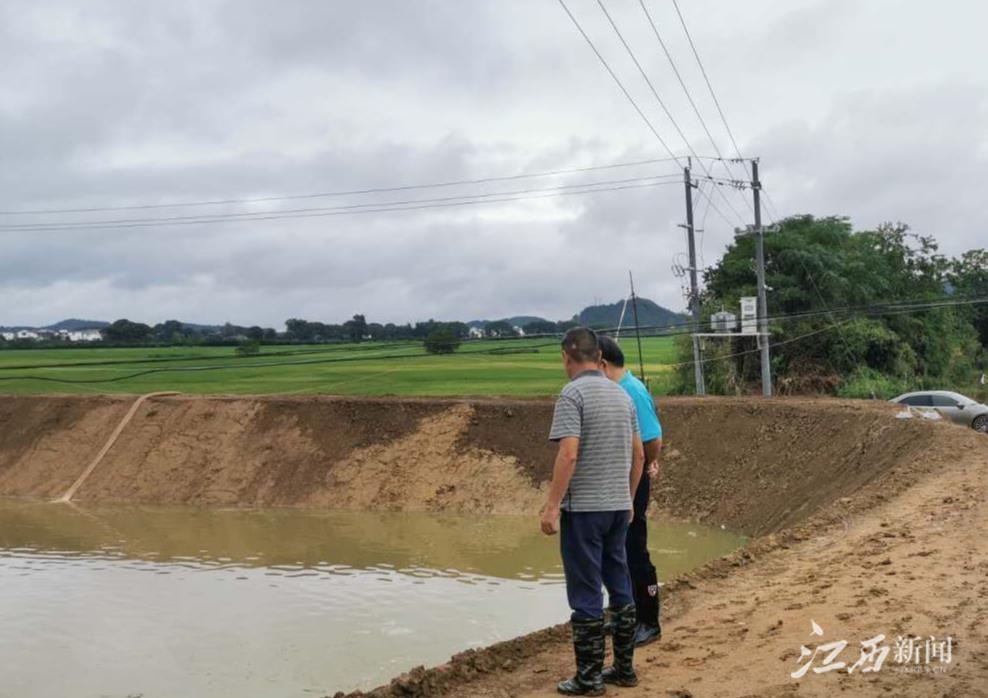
xmin=597 ymin=334 xmax=626 ymax=382
xmin=560 ymin=327 xmax=600 ymax=378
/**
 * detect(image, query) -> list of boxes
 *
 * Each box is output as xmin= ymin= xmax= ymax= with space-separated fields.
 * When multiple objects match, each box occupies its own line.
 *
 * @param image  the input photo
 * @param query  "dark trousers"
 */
xmin=560 ymin=510 xmax=634 ymax=622
xmin=626 ymin=471 xmax=660 ymax=627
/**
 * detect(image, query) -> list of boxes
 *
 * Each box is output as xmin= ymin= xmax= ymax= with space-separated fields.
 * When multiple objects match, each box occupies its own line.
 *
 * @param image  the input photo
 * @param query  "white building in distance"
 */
xmin=57 ymin=329 xmax=103 ymax=342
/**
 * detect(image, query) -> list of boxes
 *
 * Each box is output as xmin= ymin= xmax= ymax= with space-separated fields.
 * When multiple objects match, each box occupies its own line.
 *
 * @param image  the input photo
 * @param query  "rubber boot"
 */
xmin=602 ymin=603 xmax=638 ymax=687
xmin=632 ymin=569 xmax=662 ymax=646
xmin=557 ymin=617 xmax=606 ymax=696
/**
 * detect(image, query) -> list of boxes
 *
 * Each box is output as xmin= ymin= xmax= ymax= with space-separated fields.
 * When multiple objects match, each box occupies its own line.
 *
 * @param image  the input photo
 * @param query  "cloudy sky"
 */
xmin=1 ymin=0 xmax=985 ymax=328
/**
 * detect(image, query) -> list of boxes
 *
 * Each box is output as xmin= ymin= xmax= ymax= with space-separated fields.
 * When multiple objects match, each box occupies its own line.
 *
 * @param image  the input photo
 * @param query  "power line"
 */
xmin=668 ymin=298 xmax=988 ymax=369
xmin=691 ymin=178 xmax=736 ymax=229
xmin=0 ymin=296 xmax=988 ymax=382
xmin=695 ymin=154 xmax=784 ymax=222
xmin=696 ymin=180 xmax=713 ymax=270
xmin=556 ymin=0 xmax=682 ymax=166
xmin=637 ymin=0 xmax=754 ymax=211
xmin=672 ymin=0 xmax=745 ymax=163
xmin=761 ymin=189 xmax=782 ymax=222
xmin=1 ymin=174 xmax=685 ymax=231
xmin=0 ymin=177 xmax=685 ymax=233
xmin=0 ymin=156 xmax=684 ymax=217
xmin=5 ymin=296 xmax=985 ymax=385
xmin=592 ymin=0 xmax=748 ymax=227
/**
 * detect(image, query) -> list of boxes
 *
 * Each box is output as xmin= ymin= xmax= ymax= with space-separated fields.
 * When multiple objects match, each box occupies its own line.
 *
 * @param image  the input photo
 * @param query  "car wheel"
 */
xmin=973 ymin=415 xmax=988 ymax=434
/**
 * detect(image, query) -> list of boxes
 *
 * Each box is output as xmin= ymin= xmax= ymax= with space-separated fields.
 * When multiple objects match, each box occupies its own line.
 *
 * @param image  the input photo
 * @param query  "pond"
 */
xmin=0 ymin=501 xmax=745 ymax=697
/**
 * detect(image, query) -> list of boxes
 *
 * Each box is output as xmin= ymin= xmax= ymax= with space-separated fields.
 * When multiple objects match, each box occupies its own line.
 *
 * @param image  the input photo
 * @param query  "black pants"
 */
xmin=626 ymin=471 xmax=660 ymax=627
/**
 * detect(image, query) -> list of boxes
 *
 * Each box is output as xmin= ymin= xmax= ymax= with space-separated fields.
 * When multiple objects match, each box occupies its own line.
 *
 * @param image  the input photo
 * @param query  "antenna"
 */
xmin=628 ymin=271 xmax=646 ymax=381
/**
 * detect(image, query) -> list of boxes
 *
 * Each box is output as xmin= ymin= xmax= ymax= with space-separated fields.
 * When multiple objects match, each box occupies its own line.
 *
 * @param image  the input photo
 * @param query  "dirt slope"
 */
xmin=0 ymin=395 xmax=955 ymax=534
xmin=344 ymin=417 xmax=988 ymax=698
xmin=0 ymin=395 xmax=131 ymax=499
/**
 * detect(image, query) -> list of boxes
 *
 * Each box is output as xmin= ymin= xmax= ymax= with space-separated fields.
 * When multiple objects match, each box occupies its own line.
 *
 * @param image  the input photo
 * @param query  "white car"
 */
xmin=890 ymin=390 xmax=988 ymax=433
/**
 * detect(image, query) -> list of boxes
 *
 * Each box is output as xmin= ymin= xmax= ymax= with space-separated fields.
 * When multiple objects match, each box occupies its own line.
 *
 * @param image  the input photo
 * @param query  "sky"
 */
xmin=1 ymin=0 xmax=986 ymax=328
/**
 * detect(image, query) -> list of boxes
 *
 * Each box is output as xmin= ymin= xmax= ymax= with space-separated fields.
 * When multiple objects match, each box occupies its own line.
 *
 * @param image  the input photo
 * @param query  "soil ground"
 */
xmin=1 ymin=393 xmax=985 ymax=696
xmin=407 ymin=433 xmax=988 ymax=697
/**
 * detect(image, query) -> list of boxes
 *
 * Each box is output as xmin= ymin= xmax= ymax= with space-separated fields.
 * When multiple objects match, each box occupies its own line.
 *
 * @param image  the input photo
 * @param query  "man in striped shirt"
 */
xmin=541 ymin=327 xmax=645 ymax=695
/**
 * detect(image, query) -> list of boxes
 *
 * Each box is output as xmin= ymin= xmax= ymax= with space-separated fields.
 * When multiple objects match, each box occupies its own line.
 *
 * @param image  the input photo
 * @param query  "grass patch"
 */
xmin=0 ymin=337 xmax=678 ymax=397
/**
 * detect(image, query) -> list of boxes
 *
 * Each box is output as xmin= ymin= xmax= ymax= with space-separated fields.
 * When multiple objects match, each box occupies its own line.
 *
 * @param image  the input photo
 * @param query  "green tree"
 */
xmin=153 ymin=319 xmax=186 ymax=343
xmin=484 ymin=320 xmax=518 ymax=338
xmin=103 ymin=319 xmax=153 ymax=344
xmin=285 ymin=318 xmax=315 ymax=342
xmin=683 ymin=215 xmax=982 ymax=395
xmin=424 ymin=328 xmax=461 ymax=354
xmin=522 ymin=319 xmax=559 ymax=335
xmin=236 ymin=339 xmax=261 ymax=356
xmin=949 ymin=249 xmax=988 ymax=348
xmin=345 ymin=314 xmax=368 ymax=342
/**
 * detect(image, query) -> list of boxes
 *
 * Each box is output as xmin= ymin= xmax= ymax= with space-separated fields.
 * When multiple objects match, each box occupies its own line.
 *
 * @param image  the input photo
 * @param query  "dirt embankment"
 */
xmin=341 ymin=400 xmax=988 ymax=698
xmin=2 ymin=393 xmax=985 ymax=696
xmin=377 ymin=424 xmax=988 ymax=698
xmin=0 ymin=394 xmax=957 ymax=535
xmin=0 ymin=395 xmax=548 ymax=514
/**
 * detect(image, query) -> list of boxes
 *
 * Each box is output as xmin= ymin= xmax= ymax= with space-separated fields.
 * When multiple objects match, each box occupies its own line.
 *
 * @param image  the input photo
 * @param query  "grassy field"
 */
xmin=0 ymin=337 xmax=679 ymax=397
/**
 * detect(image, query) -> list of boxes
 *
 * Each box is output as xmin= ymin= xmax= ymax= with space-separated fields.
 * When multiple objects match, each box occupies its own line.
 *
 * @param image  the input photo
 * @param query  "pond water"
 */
xmin=0 ymin=501 xmax=745 ymax=697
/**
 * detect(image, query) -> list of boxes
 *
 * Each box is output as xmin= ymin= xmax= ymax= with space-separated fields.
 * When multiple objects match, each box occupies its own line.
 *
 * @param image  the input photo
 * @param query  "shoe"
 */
xmin=557 ymin=617 xmax=606 ymax=696
xmin=601 ymin=603 xmax=638 ymax=687
xmin=633 ymin=622 xmax=661 ymax=646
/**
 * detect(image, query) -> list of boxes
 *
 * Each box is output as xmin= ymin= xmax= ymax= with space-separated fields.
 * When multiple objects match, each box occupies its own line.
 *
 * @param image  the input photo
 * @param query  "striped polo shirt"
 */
xmin=549 ymin=369 xmax=639 ymax=512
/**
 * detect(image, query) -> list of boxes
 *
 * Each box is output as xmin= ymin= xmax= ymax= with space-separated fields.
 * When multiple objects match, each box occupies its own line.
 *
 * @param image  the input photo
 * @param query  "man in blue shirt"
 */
xmin=598 ymin=335 xmax=663 ymax=646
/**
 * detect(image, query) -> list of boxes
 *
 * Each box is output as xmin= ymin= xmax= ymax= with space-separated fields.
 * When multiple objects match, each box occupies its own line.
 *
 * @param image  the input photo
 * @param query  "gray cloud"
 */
xmin=1 ymin=0 xmax=985 ymax=328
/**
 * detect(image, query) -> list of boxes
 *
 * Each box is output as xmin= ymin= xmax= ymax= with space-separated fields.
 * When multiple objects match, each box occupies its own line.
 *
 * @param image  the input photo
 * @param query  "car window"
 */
xmin=932 ymin=395 xmax=960 ymax=408
xmin=901 ymin=395 xmax=934 ymax=407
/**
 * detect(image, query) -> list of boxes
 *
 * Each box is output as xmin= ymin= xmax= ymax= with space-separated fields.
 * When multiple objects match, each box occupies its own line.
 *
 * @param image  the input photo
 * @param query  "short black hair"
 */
xmin=561 ymin=327 xmax=600 ymax=363
xmin=597 ymin=335 xmax=625 ymax=367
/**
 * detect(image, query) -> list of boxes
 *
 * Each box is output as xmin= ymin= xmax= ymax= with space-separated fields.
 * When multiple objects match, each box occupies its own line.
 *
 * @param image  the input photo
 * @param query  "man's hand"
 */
xmin=540 ymin=502 xmax=560 ymax=535
xmin=627 ymin=509 xmax=634 ymax=524
xmin=648 ymin=459 xmax=661 ymax=478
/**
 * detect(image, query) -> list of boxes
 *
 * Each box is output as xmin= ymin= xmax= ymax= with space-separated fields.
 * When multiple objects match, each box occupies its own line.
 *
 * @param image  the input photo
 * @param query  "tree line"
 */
xmin=674 ymin=215 xmax=988 ymax=399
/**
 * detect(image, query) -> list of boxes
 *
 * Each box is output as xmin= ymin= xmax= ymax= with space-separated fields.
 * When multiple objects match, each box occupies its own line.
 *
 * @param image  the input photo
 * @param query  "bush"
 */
xmin=836 ymin=367 xmax=909 ymax=400
xmin=424 ymin=328 xmax=460 ymax=355
xmin=235 ymin=339 xmax=261 ymax=356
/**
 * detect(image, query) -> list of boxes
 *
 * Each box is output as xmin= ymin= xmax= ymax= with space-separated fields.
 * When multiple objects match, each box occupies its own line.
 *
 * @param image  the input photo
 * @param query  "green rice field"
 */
xmin=0 ymin=337 xmax=679 ymax=397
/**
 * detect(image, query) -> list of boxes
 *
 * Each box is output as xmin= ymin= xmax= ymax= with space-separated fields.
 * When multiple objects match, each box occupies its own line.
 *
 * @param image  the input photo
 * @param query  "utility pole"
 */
xmin=684 ymin=160 xmax=705 ymax=395
xmin=628 ymin=271 xmax=646 ymax=382
xmin=752 ymin=159 xmax=772 ymax=397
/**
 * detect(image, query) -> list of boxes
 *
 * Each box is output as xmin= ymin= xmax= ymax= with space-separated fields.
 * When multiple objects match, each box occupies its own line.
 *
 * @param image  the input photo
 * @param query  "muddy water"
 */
xmin=0 ymin=502 xmax=744 ymax=697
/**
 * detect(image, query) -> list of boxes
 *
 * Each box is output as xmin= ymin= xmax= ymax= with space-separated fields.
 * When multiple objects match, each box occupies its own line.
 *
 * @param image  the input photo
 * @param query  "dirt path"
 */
xmin=439 ymin=439 xmax=988 ymax=697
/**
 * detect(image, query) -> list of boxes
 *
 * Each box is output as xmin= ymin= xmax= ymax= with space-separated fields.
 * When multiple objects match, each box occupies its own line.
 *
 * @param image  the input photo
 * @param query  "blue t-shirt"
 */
xmin=619 ymin=371 xmax=662 ymax=442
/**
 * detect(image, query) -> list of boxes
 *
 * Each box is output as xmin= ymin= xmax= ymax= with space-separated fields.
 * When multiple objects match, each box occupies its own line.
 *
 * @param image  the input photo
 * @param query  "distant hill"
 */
xmin=0 ymin=318 xmax=110 ymax=332
xmin=577 ymin=298 xmax=687 ymax=331
xmin=0 ymin=318 xmax=225 ymax=333
xmin=466 ymin=316 xmax=549 ymax=329
xmin=464 ymin=301 xmax=686 ymax=332
xmin=179 ymin=322 xmax=224 ymax=333
xmin=44 ymin=319 xmax=110 ymax=331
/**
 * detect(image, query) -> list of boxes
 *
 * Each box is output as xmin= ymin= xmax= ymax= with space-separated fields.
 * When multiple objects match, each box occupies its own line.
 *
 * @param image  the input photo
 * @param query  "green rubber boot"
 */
xmin=557 ymin=617 xmax=606 ymax=696
xmin=602 ymin=603 xmax=638 ymax=687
